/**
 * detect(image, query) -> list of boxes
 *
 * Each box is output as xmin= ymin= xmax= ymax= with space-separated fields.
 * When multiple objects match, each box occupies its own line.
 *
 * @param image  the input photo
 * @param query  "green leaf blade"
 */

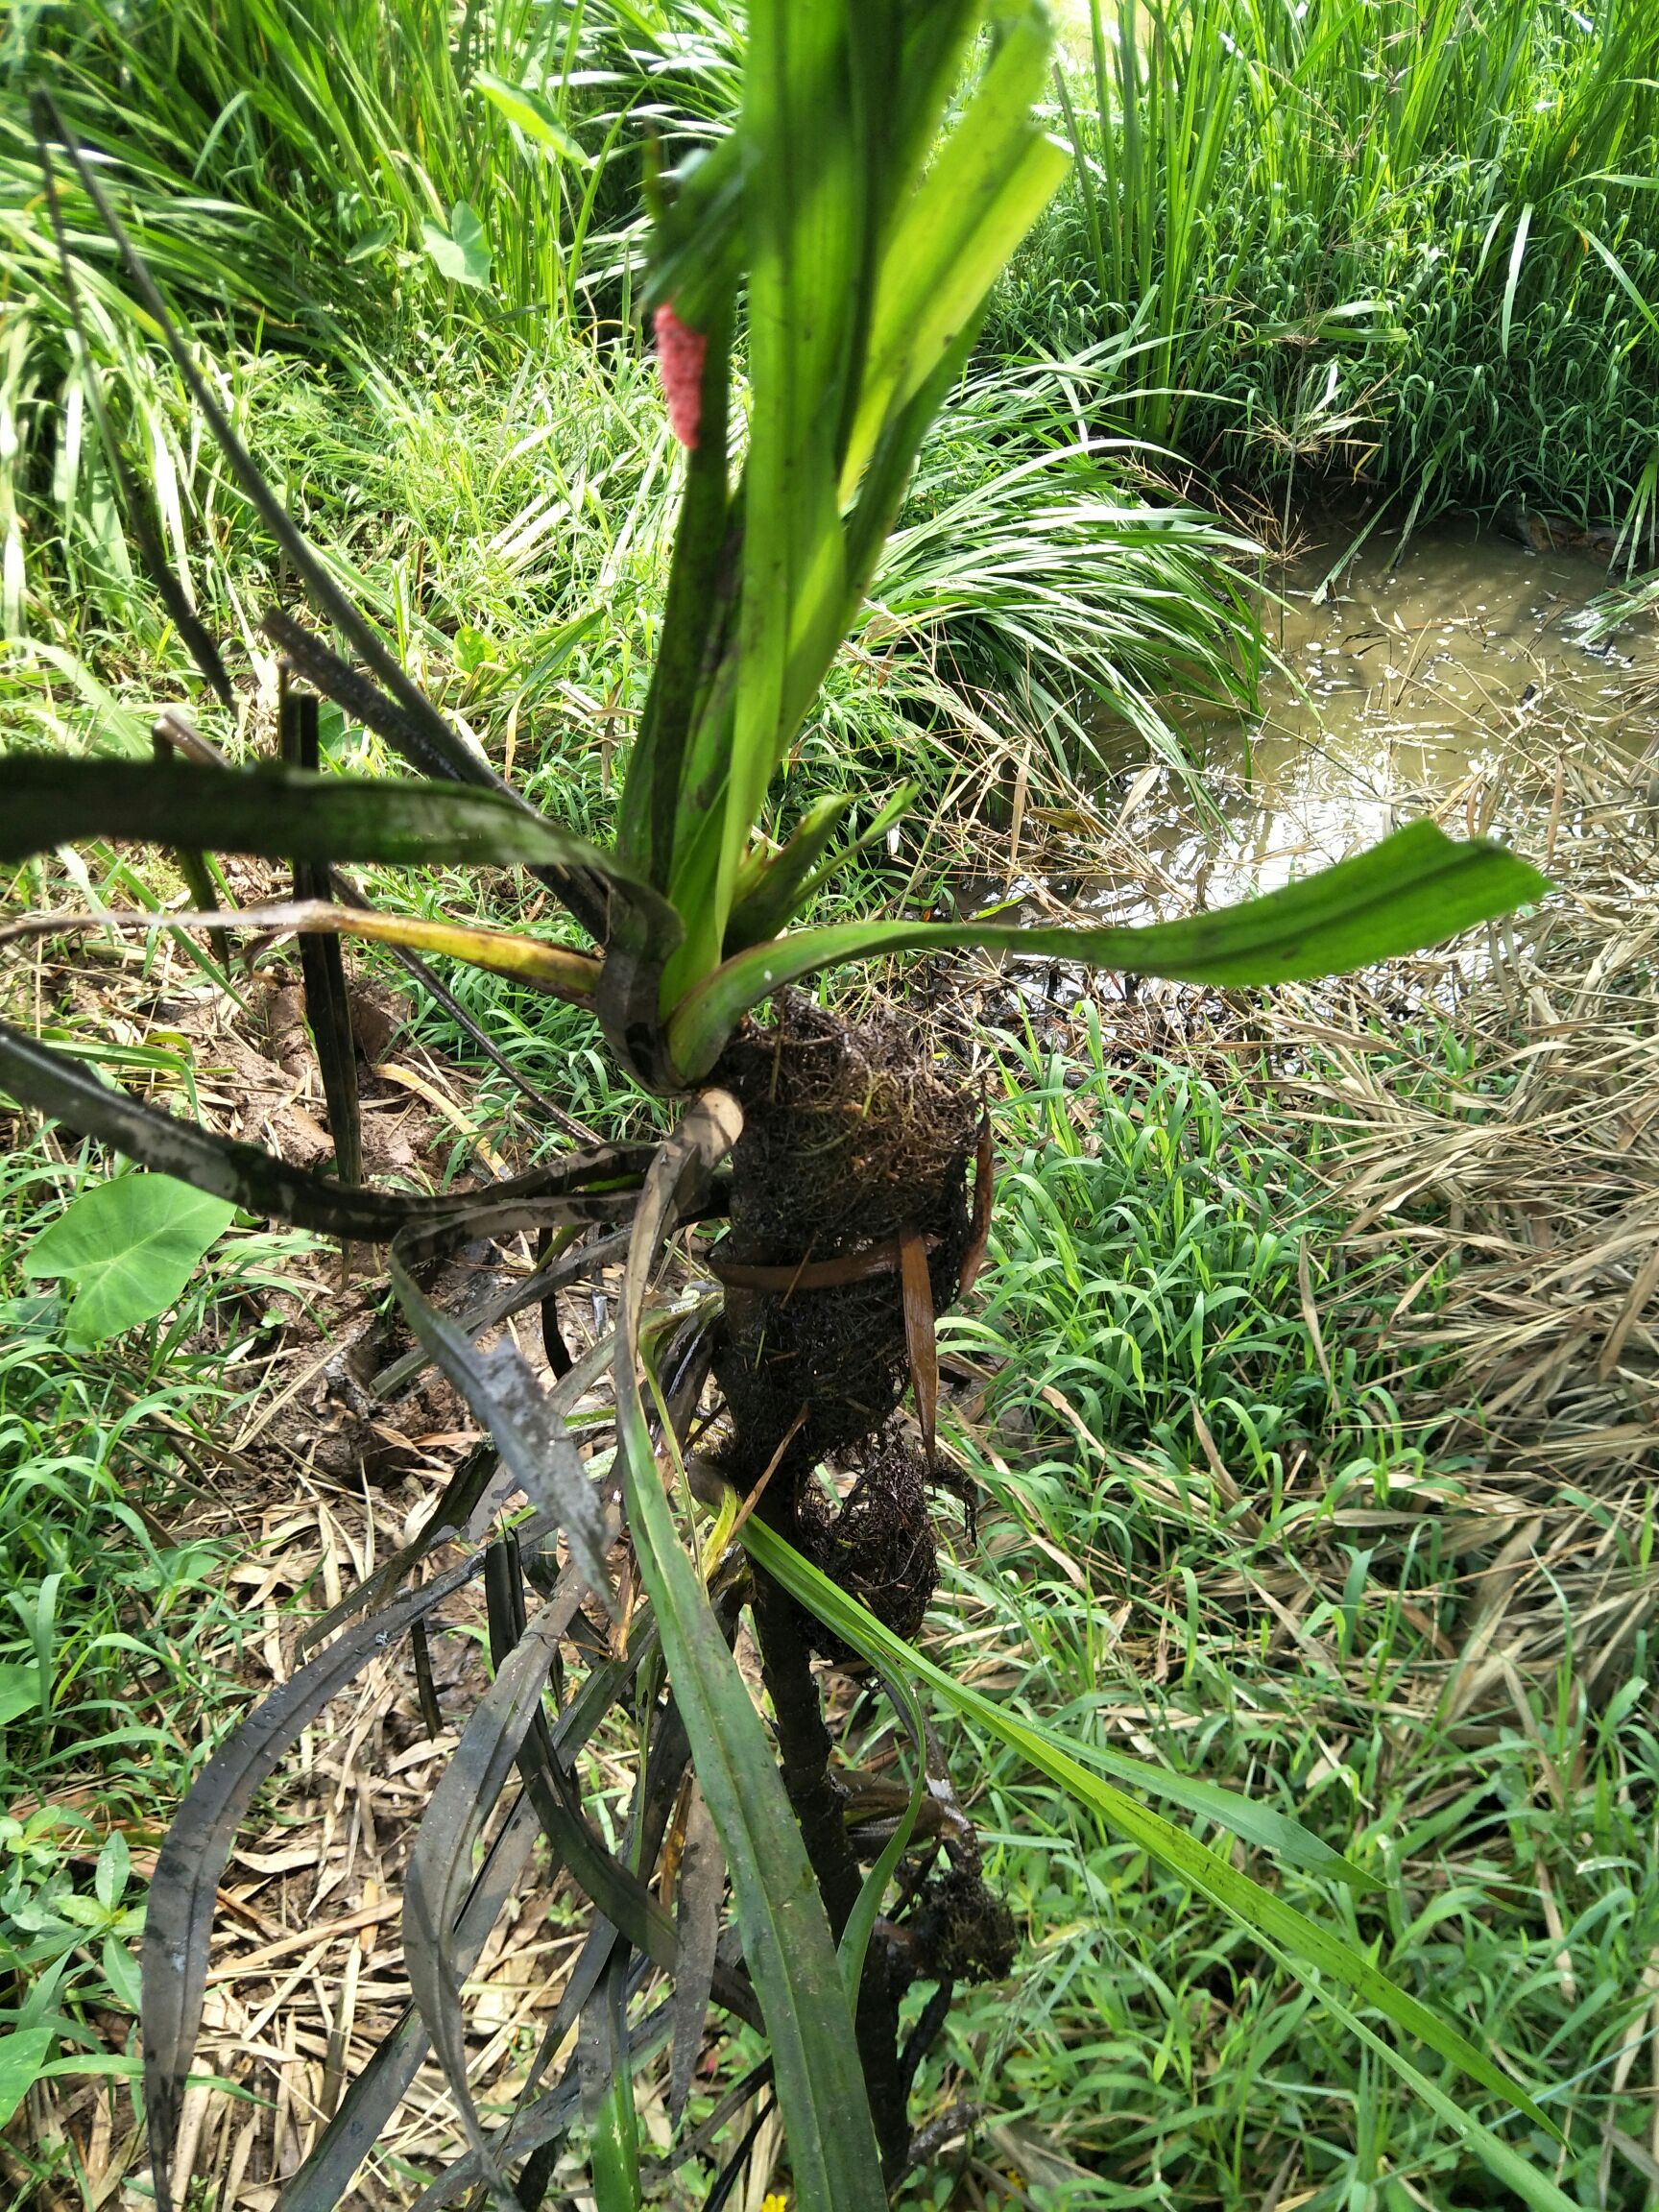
xmin=475 ymin=72 xmax=590 ymax=166
xmin=23 ymin=1173 xmax=234 ymax=1343
xmin=668 ymin=824 xmax=1549 ymax=1076
xmin=422 ymin=202 xmax=493 ymax=291
xmin=614 ymin=1098 xmax=887 ymax=2212
xmin=739 ymin=1517 xmax=1565 ymax=2181
xmin=0 ymin=758 xmax=672 ymax=938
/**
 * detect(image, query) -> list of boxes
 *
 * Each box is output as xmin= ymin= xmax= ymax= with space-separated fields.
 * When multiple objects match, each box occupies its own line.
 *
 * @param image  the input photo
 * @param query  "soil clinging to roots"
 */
xmin=797 ymin=1427 xmax=938 ymax=1648
xmin=711 ymin=994 xmax=978 ymax=1499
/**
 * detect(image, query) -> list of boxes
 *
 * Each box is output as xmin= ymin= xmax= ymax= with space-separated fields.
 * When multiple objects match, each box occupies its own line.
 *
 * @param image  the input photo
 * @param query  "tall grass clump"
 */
xmin=4 ymin=0 xmax=1265 ymax=777
xmin=1009 ymin=0 xmax=1659 ymax=538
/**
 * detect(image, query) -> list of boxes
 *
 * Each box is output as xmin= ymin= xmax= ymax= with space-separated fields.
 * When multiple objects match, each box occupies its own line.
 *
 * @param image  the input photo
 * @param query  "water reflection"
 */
xmin=1097 ymin=516 xmax=1659 ymax=902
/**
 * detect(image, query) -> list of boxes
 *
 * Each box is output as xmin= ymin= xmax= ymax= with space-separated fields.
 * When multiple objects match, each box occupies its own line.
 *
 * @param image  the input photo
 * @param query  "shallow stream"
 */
xmin=1105 ymin=514 xmax=1659 ymax=899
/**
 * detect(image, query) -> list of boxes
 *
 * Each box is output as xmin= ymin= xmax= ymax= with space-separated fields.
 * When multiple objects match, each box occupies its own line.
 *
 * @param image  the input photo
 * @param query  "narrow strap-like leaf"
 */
xmin=402 ymin=1579 xmax=589 ymax=2198
xmin=0 ymin=1019 xmax=644 ymax=1239
xmin=0 ymin=755 xmax=639 ymax=885
xmin=366 ymin=1228 xmax=632 ymax=1406
xmin=654 ymin=2056 xmax=775 ymax=2179
xmin=259 ymin=607 xmax=494 ymax=799
xmin=615 ymin=1094 xmax=888 ymax=2212
xmin=141 ymin=1553 xmax=489 ymax=2212
xmin=742 ymin=1519 xmax=1563 ymax=2157
xmin=281 ymin=1637 xmax=645 ymax=2212
xmin=386 ymin=1247 xmax=615 ymax=1603
xmin=142 ymin=710 xmax=586 ymax=1123
xmin=667 ymin=823 xmax=1550 ymax=1077
xmin=724 ymin=782 xmax=919 ymax=952
xmin=505 ymin=1679 xmax=763 ymax=2031
xmin=668 ymin=1787 xmax=725 ymax=2122
xmin=276 ymin=1791 xmax=542 ymax=2212
xmin=405 ymin=1996 xmax=676 ymax=2212
xmin=146 ymin=709 xmax=589 ymax=1125
xmin=0 ymin=900 xmax=603 ymax=1005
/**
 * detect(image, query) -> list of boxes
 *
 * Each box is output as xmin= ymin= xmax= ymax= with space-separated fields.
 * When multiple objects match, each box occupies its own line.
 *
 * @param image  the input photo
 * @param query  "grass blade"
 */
xmin=741 ymin=1520 xmax=1562 ymax=2157
xmin=1500 ymin=202 xmax=1533 ymax=358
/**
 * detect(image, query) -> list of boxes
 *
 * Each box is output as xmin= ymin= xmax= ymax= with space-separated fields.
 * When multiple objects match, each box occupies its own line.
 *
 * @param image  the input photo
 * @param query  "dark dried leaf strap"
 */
xmin=141 ymin=1552 xmax=487 ymax=2212
xmin=279 ymin=677 xmax=362 ymax=1185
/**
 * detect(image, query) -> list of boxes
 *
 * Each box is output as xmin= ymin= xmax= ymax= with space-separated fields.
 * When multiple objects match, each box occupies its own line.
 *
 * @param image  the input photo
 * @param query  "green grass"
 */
xmin=905 ymin=1015 xmax=1659 ymax=2206
xmin=3 ymin=0 xmax=1271 ymax=800
xmin=0 ymin=1121 xmax=313 ymax=2163
xmin=1000 ymin=0 xmax=1659 ymax=539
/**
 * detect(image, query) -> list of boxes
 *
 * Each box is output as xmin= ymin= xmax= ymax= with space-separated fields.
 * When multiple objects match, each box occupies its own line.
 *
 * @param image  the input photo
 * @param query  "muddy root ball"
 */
xmin=711 ymin=995 xmax=978 ymax=1489
xmin=910 ymin=1861 xmax=1019 ymax=1986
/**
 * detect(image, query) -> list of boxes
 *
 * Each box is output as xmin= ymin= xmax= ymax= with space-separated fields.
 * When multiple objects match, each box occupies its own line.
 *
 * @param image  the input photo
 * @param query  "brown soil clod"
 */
xmin=909 ymin=1860 xmax=1018 ymax=1986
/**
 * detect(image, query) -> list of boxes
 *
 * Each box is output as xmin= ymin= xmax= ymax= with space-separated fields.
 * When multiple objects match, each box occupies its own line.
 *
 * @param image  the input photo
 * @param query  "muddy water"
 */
xmin=1102 ymin=517 xmax=1659 ymax=902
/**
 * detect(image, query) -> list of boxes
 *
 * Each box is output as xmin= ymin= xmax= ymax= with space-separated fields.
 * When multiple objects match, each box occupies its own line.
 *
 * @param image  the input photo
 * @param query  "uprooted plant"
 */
xmin=0 ymin=4 xmax=1564 ymax=2205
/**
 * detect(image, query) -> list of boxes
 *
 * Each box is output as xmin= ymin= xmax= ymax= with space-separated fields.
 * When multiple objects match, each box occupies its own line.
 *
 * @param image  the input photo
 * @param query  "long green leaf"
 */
xmin=667 ymin=822 xmax=1548 ymax=1076
xmin=614 ymin=1096 xmax=887 ymax=2212
xmin=741 ymin=1519 xmax=1562 ymax=2156
xmin=714 ymin=0 xmax=856 ymax=969
xmin=1322 ymin=1996 xmax=1579 ymax=2212
xmin=835 ymin=1664 xmax=926 ymax=2006
xmin=843 ymin=13 xmax=1070 ymax=491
